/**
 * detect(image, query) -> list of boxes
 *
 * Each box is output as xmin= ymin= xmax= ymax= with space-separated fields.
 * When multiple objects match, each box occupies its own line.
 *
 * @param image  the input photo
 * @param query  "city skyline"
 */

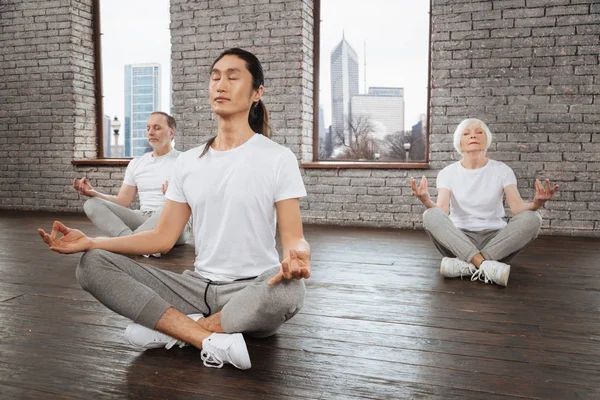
xmin=318 ymin=0 xmax=430 ymax=132
xmin=100 ymin=0 xmax=171 ymax=154
xmin=99 ymin=0 xmax=428 ymax=157
xmin=324 ymin=34 xmax=410 ymax=160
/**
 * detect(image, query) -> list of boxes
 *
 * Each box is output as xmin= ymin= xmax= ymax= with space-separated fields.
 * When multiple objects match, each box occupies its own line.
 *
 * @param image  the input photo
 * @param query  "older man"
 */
xmin=73 ymin=112 xmax=190 ymax=252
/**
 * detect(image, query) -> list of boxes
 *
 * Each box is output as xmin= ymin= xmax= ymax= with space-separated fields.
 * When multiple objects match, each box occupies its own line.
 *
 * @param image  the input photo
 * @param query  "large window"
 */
xmin=314 ymin=0 xmax=431 ymax=166
xmin=95 ymin=0 xmax=172 ymax=159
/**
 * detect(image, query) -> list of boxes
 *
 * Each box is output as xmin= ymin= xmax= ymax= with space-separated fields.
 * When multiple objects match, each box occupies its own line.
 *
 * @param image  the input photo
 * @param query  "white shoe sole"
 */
xmin=230 ymin=334 xmax=252 ymax=370
xmin=439 ymin=257 xmax=452 ymax=277
xmin=440 ymin=257 xmax=473 ymax=278
xmin=498 ymin=265 xmax=511 ymax=287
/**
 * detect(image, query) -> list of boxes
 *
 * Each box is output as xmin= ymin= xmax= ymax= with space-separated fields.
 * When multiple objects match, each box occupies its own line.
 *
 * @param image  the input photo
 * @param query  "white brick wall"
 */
xmin=1 ymin=0 xmax=598 ymax=235
xmin=0 ymin=0 xmax=120 ymax=211
xmin=170 ymin=0 xmax=309 ymax=158
xmin=429 ymin=0 xmax=600 ymax=235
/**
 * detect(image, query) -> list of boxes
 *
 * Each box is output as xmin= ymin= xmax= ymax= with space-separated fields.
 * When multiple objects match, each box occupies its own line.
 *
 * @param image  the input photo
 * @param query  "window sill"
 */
xmin=74 ymin=160 xmax=429 ymax=169
xmin=72 ymin=159 xmax=132 ymax=166
xmin=300 ymin=161 xmax=429 ymax=169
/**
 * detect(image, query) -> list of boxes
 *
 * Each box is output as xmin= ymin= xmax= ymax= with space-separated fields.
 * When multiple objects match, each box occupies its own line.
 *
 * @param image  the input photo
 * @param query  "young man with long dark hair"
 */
xmin=39 ymin=48 xmax=310 ymax=370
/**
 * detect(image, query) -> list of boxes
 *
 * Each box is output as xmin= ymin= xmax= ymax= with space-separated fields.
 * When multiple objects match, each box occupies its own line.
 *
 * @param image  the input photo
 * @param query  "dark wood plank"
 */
xmin=0 ymin=210 xmax=599 ymax=399
xmin=0 ymin=382 xmax=79 ymax=400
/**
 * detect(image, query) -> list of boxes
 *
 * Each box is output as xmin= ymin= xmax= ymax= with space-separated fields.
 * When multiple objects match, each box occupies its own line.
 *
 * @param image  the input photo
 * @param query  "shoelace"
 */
xmin=459 ymin=264 xmax=477 ymax=279
xmin=471 ymin=267 xmax=492 ymax=284
xmin=201 ymin=349 xmax=224 ymax=368
xmin=165 ymin=338 xmax=186 ymax=350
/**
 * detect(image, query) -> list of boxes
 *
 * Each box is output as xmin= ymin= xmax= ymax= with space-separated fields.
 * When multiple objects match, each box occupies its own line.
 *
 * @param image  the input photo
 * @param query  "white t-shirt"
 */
xmin=436 ymin=159 xmax=517 ymax=231
xmin=166 ymin=134 xmax=307 ymax=282
xmin=123 ymin=149 xmax=181 ymax=212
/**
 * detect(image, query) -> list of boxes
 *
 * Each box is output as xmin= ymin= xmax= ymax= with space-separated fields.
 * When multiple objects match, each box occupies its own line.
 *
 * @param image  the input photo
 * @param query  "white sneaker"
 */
xmin=201 ymin=333 xmax=251 ymax=370
xmin=125 ymin=313 xmax=204 ymax=350
xmin=472 ymin=260 xmax=511 ymax=287
xmin=142 ymin=253 xmax=162 ymax=258
xmin=440 ymin=257 xmax=477 ymax=278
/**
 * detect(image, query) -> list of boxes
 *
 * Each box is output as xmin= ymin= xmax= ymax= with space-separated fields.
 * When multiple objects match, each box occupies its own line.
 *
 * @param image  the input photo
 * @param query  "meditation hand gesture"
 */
xmin=73 ymin=177 xmax=96 ymax=197
xmin=38 ymin=221 xmax=94 ymax=254
xmin=269 ymin=249 xmax=311 ymax=286
xmin=533 ymin=179 xmax=559 ymax=208
xmin=410 ymin=176 xmax=431 ymax=205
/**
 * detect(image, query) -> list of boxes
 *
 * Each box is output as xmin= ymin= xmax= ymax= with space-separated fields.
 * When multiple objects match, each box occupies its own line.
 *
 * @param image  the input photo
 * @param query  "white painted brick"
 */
xmin=1 ymin=0 xmax=597 ymax=236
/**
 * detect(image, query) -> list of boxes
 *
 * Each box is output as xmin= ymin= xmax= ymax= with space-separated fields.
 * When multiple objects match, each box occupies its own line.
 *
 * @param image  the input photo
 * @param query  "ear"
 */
xmin=253 ymin=85 xmax=264 ymax=102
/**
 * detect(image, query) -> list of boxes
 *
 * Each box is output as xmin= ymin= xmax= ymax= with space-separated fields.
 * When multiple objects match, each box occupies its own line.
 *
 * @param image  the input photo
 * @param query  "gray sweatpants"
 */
xmin=76 ymin=249 xmax=305 ymax=338
xmin=83 ymin=197 xmax=190 ymax=246
xmin=423 ymin=207 xmax=542 ymax=264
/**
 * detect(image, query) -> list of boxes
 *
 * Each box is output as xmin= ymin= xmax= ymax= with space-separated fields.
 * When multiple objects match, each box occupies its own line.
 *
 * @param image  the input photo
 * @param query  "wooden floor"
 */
xmin=0 ymin=210 xmax=599 ymax=399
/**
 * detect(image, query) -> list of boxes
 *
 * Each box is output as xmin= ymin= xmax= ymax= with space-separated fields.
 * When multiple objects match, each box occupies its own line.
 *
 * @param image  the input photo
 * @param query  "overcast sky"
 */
xmin=101 ymin=0 xmax=430 ymax=139
xmin=101 ymin=0 xmax=171 ymax=145
xmin=319 ymin=0 xmax=430 ymax=130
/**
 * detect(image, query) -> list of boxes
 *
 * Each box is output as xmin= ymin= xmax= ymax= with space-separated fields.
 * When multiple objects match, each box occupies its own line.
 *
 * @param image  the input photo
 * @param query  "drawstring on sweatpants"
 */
xmin=203 ymin=280 xmax=212 ymax=317
xmin=201 ymin=276 xmax=257 ymax=317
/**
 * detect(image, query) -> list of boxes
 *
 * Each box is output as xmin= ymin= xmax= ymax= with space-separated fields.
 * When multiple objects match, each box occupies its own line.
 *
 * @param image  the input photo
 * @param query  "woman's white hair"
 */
xmin=453 ymin=118 xmax=493 ymax=155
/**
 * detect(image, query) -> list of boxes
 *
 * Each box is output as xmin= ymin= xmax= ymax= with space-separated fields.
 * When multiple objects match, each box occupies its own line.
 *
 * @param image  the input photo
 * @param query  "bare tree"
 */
xmin=383 ymin=129 xmax=426 ymax=161
xmin=332 ymin=114 xmax=379 ymax=160
xmin=384 ymin=131 xmax=410 ymax=159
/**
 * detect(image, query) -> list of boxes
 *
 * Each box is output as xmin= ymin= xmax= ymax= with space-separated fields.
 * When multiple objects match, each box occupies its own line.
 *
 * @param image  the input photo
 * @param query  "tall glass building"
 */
xmin=330 ymin=35 xmax=359 ymax=148
xmin=124 ymin=63 xmax=161 ymax=157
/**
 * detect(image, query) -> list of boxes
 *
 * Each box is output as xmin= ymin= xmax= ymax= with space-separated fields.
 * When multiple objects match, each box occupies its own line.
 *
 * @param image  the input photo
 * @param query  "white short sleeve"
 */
xmin=123 ymin=158 xmax=139 ymax=187
xmin=165 ymin=154 xmax=187 ymax=203
xmin=274 ymin=149 xmax=307 ymax=202
xmin=502 ymin=164 xmax=518 ymax=188
xmin=436 ymin=165 xmax=452 ymax=190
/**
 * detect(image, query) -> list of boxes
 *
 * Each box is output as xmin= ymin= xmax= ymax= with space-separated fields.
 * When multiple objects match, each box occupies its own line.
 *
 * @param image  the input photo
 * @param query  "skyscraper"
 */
xmin=330 ymin=35 xmax=359 ymax=148
xmin=124 ymin=63 xmax=161 ymax=157
xmin=351 ymin=86 xmax=405 ymax=140
xmin=318 ymin=105 xmax=333 ymax=158
xmin=411 ymin=113 xmax=427 ymax=136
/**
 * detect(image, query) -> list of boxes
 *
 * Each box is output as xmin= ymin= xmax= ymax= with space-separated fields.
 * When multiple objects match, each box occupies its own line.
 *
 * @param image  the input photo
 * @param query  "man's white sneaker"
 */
xmin=142 ymin=253 xmax=162 ymax=258
xmin=201 ymin=333 xmax=251 ymax=370
xmin=440 ymin=257 xmax=477 ymax=278
xmin=471 ymin=260 xmax=511 ymax=287
xmin=125 ymin=313 xmax=204 ymax=350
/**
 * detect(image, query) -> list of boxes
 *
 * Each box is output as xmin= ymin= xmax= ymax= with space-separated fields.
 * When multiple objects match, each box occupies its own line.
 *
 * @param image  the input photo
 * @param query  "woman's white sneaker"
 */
xmin=472 ymin=260 xmax=511 ymax=287
xmin=440 ymin=257 xmax=477 ymax=278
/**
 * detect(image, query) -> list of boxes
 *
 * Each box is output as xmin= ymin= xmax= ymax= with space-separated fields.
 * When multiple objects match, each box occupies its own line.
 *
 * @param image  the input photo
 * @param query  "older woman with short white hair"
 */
xmin=411 ymin=118 xmax=558 ymax=287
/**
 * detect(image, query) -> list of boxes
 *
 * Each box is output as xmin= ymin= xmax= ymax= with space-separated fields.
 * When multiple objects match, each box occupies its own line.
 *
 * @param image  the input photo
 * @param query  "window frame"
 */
xmin=72 ymin=0 xmax=132 ymax=166
xmin=302 ymin=0 xmax=432 ymax=169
